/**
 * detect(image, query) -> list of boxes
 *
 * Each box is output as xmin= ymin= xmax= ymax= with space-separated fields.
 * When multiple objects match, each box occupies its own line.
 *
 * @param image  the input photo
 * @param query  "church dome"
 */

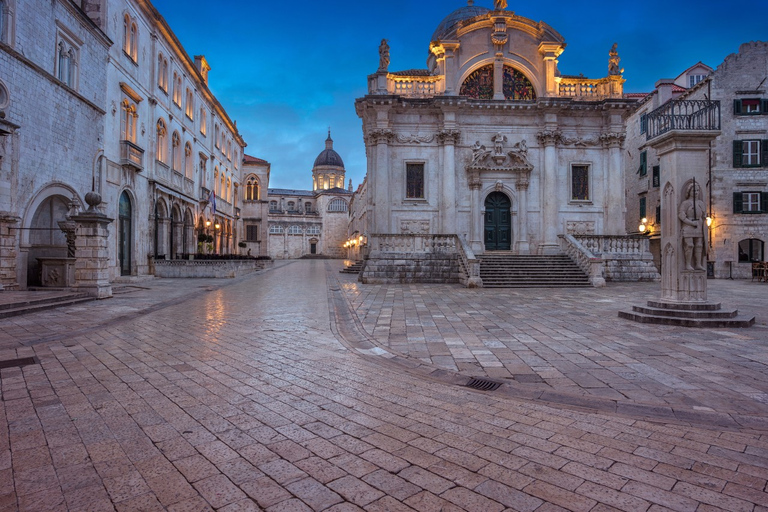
xmin=313 ymin=132 xmax=344 ymax=168
xmin=431 ymin=2 xmax=491 ymax=42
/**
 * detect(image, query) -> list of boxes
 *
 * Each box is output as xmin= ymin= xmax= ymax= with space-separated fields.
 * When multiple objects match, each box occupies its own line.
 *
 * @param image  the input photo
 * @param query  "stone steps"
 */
xmin=618 ymin=300 xmax=756 ymax=328
xmin=479 ymin=254 xmax=591 ymax=288
xmin=340 ymin=261 xmax=365 ymax=274
xmin=0 ymin=293 xmax=94 ymax=319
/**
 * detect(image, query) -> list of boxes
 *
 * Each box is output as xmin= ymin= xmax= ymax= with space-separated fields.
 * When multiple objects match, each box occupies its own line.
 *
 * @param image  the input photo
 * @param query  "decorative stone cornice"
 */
xmin=437 ymin=130 xmax=460 ymax=145
xmin=395 ymin=133 xmax=435 ymax=144
xmin=536 ymin=130 xmax=563 ymax=146
xmin=600 ymin=132 xmax=626 ymax=147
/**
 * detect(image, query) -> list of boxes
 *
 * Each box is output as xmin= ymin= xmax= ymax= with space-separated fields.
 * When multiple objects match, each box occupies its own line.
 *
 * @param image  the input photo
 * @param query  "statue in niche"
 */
xmin=494 ymin=0 xmax=508 ymax=10
xmin=378 ymin=39 xmax=390 ymax=72
xmin=608 ymin=43 xmax=622 ymax=75
xmin=492 ymin=132 xmax=507 ymax=155
xmin=678 ymin=181 xmax=708 ymax=271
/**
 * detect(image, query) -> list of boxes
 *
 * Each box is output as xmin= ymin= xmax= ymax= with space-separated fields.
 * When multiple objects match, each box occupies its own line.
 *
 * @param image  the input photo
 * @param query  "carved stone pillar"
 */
xmin=601 ymin=132 xmax=626 ymax=235
xmin=370 ymin=129 xmax=393 ymax=233
xmin=0 ymin=214 xmax=20 ymax=290
xmin=468 ymin=170 xmax=483 ymax=252
xmin=438 ymin=130 xmax=460 ymax=233
xmin=71 ymin=192 xmax=113 ymax=299
xmin=516 ymin=173 xmax=530 ymax=254
xmin=538 ymin=43 xmax=565 ymax=97
xmin=442 ymin=43 xmax=460 ymax=95
xmin=536 ymin=130 xmax=562 ymax=254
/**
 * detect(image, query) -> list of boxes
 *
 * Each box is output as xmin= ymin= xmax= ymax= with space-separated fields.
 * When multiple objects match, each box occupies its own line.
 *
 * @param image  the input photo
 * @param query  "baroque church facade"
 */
xmin=266 ymin=133 xmax=353 ymax=260
xmin=354 ymin=1 xmax=633 ymax=262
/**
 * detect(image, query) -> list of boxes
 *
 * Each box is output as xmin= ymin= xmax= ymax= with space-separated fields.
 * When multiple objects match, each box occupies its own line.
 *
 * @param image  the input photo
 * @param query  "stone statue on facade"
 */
xmin=378 ymin=39 xmax=390 ymax=72
xmin=678 ymin=181 xmax=708 ymax=271
xmin=494 ymin=0 xmax=508 ymax=10
xmin=608 ymin=43 xmax=621 ymax=75
xmin=492 ymin=132 xmax=507 ymax=155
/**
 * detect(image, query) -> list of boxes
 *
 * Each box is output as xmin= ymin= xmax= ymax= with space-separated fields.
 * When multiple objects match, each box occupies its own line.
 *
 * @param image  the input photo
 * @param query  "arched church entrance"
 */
xmin=26 ymin=195 xmax=69 ymax=286
xmin=118 ymin=191 xmax=132 ymax=276
xmin=484 ymin=191 xmax=512 ymax=251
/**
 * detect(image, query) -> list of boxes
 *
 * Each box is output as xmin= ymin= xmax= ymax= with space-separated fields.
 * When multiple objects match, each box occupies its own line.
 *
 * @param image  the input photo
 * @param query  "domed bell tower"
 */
xmin=312 ymin=130 xmax=346 ymax=191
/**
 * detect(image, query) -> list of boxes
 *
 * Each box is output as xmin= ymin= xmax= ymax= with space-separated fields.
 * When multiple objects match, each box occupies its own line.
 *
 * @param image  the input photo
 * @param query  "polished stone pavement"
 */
xmin=0 ymin=260 xmax=766 ymax=511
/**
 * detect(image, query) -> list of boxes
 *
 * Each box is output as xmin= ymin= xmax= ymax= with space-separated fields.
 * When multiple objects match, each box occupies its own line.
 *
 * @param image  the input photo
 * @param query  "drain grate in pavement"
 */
xmin=0 ymin=357 xmax=38 ymax=370
xmin=465 ymin=377 xmax=503 ymax=391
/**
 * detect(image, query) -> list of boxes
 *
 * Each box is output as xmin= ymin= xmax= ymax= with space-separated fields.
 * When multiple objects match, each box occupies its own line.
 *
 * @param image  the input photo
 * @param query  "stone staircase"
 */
xmin=0 ymin=291 xmax=94 ymax=319
xmin=479 ymin=253 xmax=591 ymax=288
xmin=339 ymin=260 xmax=365 ymax=275
xmin=618 ymin=301 xmax=755 ymax=328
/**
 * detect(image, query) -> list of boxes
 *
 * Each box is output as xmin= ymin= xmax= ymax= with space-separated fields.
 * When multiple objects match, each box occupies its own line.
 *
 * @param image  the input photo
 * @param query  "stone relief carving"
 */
xmin=600 ymin=132 xmax=626 ymax=147
xmin=367 ymin=129 xmax=394 ymax=145
xmin=436 ymin=130 xmax=460 ymax=144
xmin=400 ymin=220 xmax=430 ymax=234
xmin=678 ymin=181 xmax=707 ymax=271
xmin=468 ymin=136 xmax=533 ymax=172
xmin=560 ymin=135 xmax=600 ymax=147
xmin=566 ymin=221 xmax=596 ymax=235
xmin=395 ymin=133 xmax=435 ymax=144
xmin=536 ymin=130 xmax=563 ymax=146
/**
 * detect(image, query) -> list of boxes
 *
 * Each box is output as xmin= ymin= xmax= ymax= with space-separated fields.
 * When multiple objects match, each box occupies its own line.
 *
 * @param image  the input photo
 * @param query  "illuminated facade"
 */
xmin=355 ymin=1 xmax=633 ymax=260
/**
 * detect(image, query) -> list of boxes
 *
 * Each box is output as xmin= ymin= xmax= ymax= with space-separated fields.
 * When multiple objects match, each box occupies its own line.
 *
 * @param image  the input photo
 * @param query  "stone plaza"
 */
xmin=0 ymin=260 xmax=767 ymax=511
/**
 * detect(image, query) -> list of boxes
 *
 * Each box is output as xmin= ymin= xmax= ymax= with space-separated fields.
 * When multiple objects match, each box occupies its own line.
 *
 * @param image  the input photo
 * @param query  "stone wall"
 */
xmin=360 ymin=253 xmax=459 ymax=284
xmin=153 ymin=259 xmax=271 ymax=279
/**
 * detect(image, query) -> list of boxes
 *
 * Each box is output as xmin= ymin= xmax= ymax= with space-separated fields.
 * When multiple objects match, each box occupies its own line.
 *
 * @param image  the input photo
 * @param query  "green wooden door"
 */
xmin=484 ymin=192 xmax=512 ymax=251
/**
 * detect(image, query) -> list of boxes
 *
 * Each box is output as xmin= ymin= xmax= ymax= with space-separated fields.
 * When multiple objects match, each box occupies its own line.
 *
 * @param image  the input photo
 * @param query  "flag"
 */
xmin=208 ymin=189 xmax=216 ymax=216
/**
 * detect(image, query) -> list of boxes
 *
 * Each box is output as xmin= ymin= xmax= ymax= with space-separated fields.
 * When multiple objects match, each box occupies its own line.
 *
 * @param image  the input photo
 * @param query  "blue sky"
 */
xmin=153 ymin=0 xmax=766 ymax=190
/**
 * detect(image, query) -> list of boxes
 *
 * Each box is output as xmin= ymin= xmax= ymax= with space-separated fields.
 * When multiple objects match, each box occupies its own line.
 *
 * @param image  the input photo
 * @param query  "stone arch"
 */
xmin=154 ymin=196 xmax=169 ymax=258
xmin=117 ymin=189 xmax=135 ymax=276
xmin=170 ymin=203 xmax=183 ymax=259
xmin=662 ymin=182 xmax=675 ymax=239
xmin=183 ymin=207 xmax=194 ymax=255
xmin=458 ymin=59 xmax=540 ymax=100
xmin=483 ymin=190 xmax=514 ymax=251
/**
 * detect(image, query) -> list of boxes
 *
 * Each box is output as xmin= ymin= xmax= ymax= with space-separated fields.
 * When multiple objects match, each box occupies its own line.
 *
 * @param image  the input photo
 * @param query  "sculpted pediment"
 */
xmin=467 ymin=134 xmax=533 ymax=173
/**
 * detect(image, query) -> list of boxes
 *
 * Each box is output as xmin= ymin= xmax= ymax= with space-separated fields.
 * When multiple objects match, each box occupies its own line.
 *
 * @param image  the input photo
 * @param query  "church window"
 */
xmin=184 ymin=142 xmax=193 ymax=179
xmin=246 ymin=224 xmax=259 ymax=241
xmin=459 ymin=64 xmax=535 ymax=101
xmin=738 ymin=238 xmax=764 ymax=262
xmin=157 ymin=54 xmax=168 ymax=92
xmin=307 ymin=225 xmax=320 ymax=235
xmin=185 ymin=88 xmax=194 ymax=119
xmin=245 ymin=176 xmax=259 ymax=201
xmin=327 ymin=198 xmax=348 ymax=212
xmin=570 ymin=164 xmax=590 ymax=202
xmin=156 ymin=118 xmax=167 ymax=163
xmin=288 ymin=225 xmax=303 ymax=235
xmin=406 ymin=163 xmax=425 ymax=199
xmin=171 ymin=131 xmax=181 ymax=171
xmin=269 ymin=225 xmax=284 ymax=234
xmin=121 ymin=99 xmax=138 ymax=143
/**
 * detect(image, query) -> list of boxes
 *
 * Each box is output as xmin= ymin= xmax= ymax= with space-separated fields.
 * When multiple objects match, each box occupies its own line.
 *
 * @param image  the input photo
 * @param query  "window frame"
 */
xmin=639 ymin=195 xmax=647 ymax=220
xmin=738 ymin=238 xmax=764 ymax=263
xmin=405 ymin=161 xmax=426 ymax=200
xmin=171 ymin=131 xmax=181 ymax=171
xmin=734 ymin=98 xmax=768 ymax=116
xmin=638 ymin=151 xmax=647 ymax=176
xmin=184 ymin=141 xmax=193 ymax=179
xmin=157 ymin=53 xmax=168 ymax=92
xmin=652 ymin=165 xmax=661 ymax=188
xmin=568 ymin=163 xmax=591 ymax=203
xmin=327 ymin=198 xmax=348 ymax=213
xmin=121 ymin=99 xmax=138 ymax=143
xmin=55 ymin=28 xmax=80 ymax=90
xmin=245 ymin=224 xmax=259 ymax=242
xmin=733 ymin=139 xmax=768 ymax=168
xmin=156 ymin=118 xmax=168 ymax=163
xmin=269 ymin=224 xmax=284 ymax=234
xmin=734 ymin=191 xmax=768 ymax=214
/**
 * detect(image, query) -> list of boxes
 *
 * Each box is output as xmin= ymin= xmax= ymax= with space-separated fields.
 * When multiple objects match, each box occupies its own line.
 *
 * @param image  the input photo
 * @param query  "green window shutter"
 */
xmin=762 ymin=140 xmax=768 ymax=167
xmin=639 ymin=197 xmax=647 ymax=218
xmin=639 ymin=151 xmax=647 ymax=176
xmin=734 ymin=99 xmax=743 ymax=115
xmin=733 ymin=140 xmax=743 ymax=168
xmin=733 ymin=192 xmax=743 ymax=214
xmin=762 ymin=99 xmax=768 ymax=114
xmin=762 ymin=192 xmax=768 ymax=213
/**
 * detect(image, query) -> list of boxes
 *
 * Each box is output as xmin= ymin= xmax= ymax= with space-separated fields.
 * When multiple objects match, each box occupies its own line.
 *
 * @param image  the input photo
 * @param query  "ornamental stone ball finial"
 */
xmin=378 ymin=39 xmax=390 ymax=72
xmin=494 ymin=0 xmax=508 ymax=10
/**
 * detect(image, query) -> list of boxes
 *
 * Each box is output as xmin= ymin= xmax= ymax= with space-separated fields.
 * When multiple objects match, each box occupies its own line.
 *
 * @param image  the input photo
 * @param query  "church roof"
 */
xmin=431 ymin=2 xmax=491 ymax=42
xmin=316 ymin=187 xmax=352 ymax=196
xmin=313 ymin=131 xmax=345 ymax=169
xmin=268 ymin=188 xmax=315 ymax=197
xmin=243 ymin=154 xmax=269 ymax=165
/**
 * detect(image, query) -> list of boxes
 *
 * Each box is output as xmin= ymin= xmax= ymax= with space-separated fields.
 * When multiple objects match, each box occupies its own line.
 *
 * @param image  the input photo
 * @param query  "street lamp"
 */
xmin=638 ymin=217 xmax=648 ymax=234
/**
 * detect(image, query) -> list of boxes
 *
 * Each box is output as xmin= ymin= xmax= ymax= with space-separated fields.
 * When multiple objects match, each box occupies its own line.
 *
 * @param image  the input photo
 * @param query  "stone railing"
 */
xmin=571 ymin=235 xmax=660 ymax=282
xmin=120 ymin=140 xmax=144 ymax=172
xmin=456 ymin=235 xmax=482 ymax=288
xmin=370 ymin=234 xmax=457 ymax=254
xmin=558 ymin=235 xmax=605 ymax=287
xmin=646 ymin=99 xmax=720 ymax=140
xmin=390 ymin=77 xmax=439 ymax=98
xmin=557 ymin=76 xmax=624 ymax=101
xmin=153 ymin=258 xmax=271 ymax=278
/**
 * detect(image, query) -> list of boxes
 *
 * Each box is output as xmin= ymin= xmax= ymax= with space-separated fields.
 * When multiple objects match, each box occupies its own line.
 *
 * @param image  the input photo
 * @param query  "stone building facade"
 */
xmin=267 ymin=134 xmax=353 ymax=260
xmin=354 ymin=2 xmax=633 ymax=262
xmin=625 ymin=42 xmax=768 ymax=279
xmin=239 ymin=155 xmax=270 ymax=257
xmin=0 ymin=0 xmax=246 ymax=291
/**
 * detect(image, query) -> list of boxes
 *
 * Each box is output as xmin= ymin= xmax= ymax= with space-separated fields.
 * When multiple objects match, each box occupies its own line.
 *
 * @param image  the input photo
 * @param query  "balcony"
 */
xmin=646 ymin=100 xmax=721 ymax=141
xmin=120 ymin=140 xmax=144 ymax=172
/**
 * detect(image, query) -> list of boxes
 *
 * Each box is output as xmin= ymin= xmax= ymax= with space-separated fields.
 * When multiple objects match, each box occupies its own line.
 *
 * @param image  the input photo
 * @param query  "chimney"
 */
xmin=194 ymin=56 xmax=211 ymax=85
xmin=655 ymin=79 xmax=675 ymax=107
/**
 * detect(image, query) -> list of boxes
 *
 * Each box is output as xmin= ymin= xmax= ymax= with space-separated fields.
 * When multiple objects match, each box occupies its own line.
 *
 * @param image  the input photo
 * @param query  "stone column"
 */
xmin=442 ymin=43 xmax=460 ymax=95
xmin=71 ymin=192 xmax=113 ymax=299
xmin=536 ymin=130 xmax=561 ymax=254
xmin=468 ymin=170 xmax=483 ymax=253
xmin=649 ymin=130 xmax=719 ymax=303
xmin=493 ymin=52 xmax=505 ymax=100
xmin=538 ymin=43 xmax=564 ymax=97
xmin=0 ymin=214 xmax=20 ymax=290
xmin=371 ymin=130 xmax=393 ymax=234
xmin=438 ymin=130 xmax=459 ymax=233
xmin=516 ymin=173 xmax=530 ymax=254
xmin=601 ymin=132 xmax=626 ymax=235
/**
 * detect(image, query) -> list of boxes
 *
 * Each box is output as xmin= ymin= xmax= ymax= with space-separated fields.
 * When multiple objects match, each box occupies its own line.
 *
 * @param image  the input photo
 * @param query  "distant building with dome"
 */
xmin=266 ymin=132 xmax=353 ymax=259
xmin=351 ymin=0 xmax=659 ymax=285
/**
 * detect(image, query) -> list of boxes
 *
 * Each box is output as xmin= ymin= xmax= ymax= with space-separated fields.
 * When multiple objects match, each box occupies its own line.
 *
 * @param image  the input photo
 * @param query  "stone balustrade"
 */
xmin=153 ymin=258 xmax=271 ymax=278
xmin=558 ymin=235 xmax=605 ymax=287
xmin=561 ymin=235 xmax=660 ymax=282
